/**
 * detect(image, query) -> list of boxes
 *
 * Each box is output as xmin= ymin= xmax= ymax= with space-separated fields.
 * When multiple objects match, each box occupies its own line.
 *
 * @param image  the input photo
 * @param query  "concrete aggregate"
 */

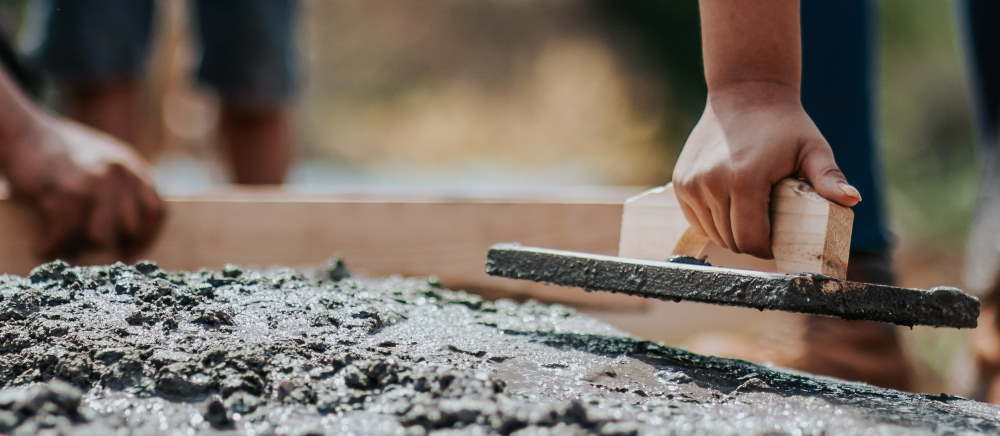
xmin=1 ymin=259 xmax=998 ymax=435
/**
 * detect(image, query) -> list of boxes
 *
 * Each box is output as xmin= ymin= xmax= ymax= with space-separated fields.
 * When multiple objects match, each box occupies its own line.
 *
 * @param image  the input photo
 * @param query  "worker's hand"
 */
xmin=0 ymin=115 xmax=165 ymax=260
xmin=672 ymin=83 xmax=861 ymax=259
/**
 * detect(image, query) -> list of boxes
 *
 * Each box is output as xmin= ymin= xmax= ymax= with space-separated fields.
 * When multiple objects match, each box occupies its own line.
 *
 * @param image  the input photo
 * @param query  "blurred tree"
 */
xmin=591 ymin=0 xmax=704 ymax=155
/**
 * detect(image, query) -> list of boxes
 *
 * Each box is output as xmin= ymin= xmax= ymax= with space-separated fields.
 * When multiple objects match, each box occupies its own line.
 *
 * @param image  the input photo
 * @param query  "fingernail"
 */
xmin=839 ymin=183 xmax=862 ymax=202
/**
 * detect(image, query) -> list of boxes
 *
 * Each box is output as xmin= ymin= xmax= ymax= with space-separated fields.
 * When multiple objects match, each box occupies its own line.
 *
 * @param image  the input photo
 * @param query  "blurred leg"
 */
xmin=796 ymin=0 xmax=911 ymax=391
xmin=961 ymin=0 xmax=1000 ymax=295
xmin=63 ymin=80 xmax=144 ymax=147
xmin=801 ymin=0 xmax=890 ymax=256
xmin=682 ymin=1 xmax=915 ymax=391
xmin=32 ymin=0 xmax=155 ymax=147
xmin=190 ymin=0 xmax=300 ymax=185
xmin=218 ymin=106 xmax=292 ymax=185
xmin=959 ymin=0 xmax=1000 ymax=403
xmin=960 ymin=0 xmax=1000 ymax=155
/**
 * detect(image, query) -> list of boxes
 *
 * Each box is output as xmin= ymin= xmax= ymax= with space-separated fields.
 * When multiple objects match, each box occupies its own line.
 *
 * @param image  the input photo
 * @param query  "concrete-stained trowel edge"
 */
xmin=485 ymin=243 xmax=980 ymax=329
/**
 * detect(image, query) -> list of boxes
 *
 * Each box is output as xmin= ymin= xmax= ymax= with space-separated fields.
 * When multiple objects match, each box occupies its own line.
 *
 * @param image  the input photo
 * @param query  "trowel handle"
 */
xmin=618 ymin=178 xmax=853 ymax=279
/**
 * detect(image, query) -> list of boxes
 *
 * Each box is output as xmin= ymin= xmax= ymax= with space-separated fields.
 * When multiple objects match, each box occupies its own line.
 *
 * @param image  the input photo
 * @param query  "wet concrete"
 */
xmin=1 ymin=259 xmax=998 ymax=435
xmin=486 ymin=244 xmax=981 ymax=328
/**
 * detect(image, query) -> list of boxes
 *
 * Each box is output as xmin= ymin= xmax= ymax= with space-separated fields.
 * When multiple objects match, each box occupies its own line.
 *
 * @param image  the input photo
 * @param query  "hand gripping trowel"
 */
xmin=486 ymin=179 xmax=979 ymax=328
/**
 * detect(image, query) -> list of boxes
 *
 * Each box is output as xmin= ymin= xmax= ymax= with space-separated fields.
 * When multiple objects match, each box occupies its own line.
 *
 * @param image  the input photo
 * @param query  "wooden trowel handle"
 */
xmin=618 ymin=178 xmax=853 ymax=279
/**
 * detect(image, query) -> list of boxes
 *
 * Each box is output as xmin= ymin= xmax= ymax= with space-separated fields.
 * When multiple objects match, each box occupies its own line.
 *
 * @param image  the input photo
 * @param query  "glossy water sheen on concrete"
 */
xmin=0 ymin=260 xmax=997 ymax=435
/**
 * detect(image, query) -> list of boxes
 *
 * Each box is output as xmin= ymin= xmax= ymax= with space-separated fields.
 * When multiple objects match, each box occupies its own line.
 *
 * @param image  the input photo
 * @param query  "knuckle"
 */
xmin=678 ymin=171 xmax=728 ymax=199
xmin=105 ymin=162 xmax=130 ymax=178
xmin=674 ymin=184 xmax=698 ymax=205
xmin=700 ymin=173 xmax=724 ymax=193
xmin=673 ymin=174 xmax=696 ymax=193
xmin=73 ymin=174 xmax=101 ymax=191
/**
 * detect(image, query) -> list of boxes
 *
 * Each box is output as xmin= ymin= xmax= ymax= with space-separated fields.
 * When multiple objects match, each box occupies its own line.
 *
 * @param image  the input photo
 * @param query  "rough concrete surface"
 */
xmin=1 ymin=259 xmax=998 ymax=435
xmin=486 ymin=244 xmax=981 ymax=328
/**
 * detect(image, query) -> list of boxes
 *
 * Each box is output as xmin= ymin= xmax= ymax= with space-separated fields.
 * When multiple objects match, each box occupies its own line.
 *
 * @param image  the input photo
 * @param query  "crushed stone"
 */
xmin=0 ymin=259 xmax=998 ymax=435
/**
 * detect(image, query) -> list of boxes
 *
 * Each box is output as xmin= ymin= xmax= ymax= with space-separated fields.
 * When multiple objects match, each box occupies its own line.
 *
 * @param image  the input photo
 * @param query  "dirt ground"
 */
xmin=1 ymin=259 xmax=999 ymax=435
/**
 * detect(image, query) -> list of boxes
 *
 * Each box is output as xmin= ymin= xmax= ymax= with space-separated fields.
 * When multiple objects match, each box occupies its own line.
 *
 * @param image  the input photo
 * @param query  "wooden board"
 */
xmin=618 ymin=178 xmax=853 ymax=279
xmin=0 ymin=189 xmax=648 ymax=310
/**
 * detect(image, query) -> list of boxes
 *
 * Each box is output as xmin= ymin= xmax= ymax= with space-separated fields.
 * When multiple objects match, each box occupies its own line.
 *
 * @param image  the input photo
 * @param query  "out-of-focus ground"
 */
xmin=1 ymin=1 xmax=984 ymax=391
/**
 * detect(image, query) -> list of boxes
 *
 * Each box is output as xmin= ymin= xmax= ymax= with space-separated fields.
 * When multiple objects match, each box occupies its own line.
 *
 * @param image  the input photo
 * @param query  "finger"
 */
xmin=117 ymin=184 xmax=148 ymax=259
xmin=136 ymin=180 xmax=166 ymax=236
xmin=86 ymin=177 xmax=120 ymax=249
xmin=117 ymin=192 xmax=143 ymax=261
xmin=118 ymin=185 xmax=142 ymax=240
xmin=730 ymin=185 xmax=773 ymax=259
xmin=677 ymin=190 xmax=726 ymax=248
xmin=121 ymin=180 xmax=166 ymax=258
xmin=37 ymin=197 xmax=64 ymax=258
xmin=798 ymin=141 xmax=862 ymax=207
xmin=707 ymin=195 xmax=736 ymax=251
xmin=38 ymin=194 xmax=87 ymax=260
xmin=677 ymin=197 xmax=706 ymax=238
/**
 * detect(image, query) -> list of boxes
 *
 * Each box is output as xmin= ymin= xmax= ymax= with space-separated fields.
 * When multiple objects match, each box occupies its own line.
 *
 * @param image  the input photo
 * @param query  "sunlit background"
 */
xmin=0 ymin=0 xmax=984 ymax=388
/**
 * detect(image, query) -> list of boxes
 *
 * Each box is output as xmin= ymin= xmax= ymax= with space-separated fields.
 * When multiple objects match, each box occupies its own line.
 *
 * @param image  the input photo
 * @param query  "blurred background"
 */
xmin=0 ymin=0 xmax=982 ymax=386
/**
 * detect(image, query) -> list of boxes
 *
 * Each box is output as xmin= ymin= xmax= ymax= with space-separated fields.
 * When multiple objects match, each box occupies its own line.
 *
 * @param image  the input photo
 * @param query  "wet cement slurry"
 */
xmin=1 ymin=260 xmax=999 ymax=435
xmin=486 ymin=244 xmax=981 ymax=328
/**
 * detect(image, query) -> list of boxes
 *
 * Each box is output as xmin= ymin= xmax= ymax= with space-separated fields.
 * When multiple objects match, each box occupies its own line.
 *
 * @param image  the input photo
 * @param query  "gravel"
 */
xmin=0 ymin=259 xmax=998 ymax=435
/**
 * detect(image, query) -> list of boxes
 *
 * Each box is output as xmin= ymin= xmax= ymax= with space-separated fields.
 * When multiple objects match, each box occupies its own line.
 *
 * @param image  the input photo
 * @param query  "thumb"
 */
xmin=798 ymin=143 xmax=862 ymax=207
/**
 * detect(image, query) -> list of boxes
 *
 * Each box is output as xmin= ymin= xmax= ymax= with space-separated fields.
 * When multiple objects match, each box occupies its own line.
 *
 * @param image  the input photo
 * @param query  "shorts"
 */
xmin=32 ymin=0 xmax=300 ymax=106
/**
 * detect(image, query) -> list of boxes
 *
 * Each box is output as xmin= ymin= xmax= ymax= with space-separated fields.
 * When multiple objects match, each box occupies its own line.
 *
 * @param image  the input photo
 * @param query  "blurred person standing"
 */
xmin=677 ymin=0 xmax=1000 ymax=402
xmin=961 ymin=0 xmax=1000 ymax=404
xmin=786 ymin=0 xmax=906 ymax=392
xmin=30 ymin=0 xmax=299 ymax=184
xmin=679 ymin=1 xmax=912 ymax=392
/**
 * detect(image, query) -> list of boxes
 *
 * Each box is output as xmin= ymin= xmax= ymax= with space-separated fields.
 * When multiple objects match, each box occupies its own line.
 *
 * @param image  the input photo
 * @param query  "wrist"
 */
xmin=0 ymin=111 xmax=46 ymax=173
xmin=707 ymin=80 xmax=801 ymax=112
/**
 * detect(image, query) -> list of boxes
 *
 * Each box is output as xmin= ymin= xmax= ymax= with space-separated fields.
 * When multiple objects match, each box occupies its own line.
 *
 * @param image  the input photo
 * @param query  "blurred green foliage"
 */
xmin=877 ymin=0 xmax=978 ymax=248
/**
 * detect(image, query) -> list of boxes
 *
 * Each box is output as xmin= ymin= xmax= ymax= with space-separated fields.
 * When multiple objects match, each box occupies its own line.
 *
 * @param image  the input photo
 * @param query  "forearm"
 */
xmin=0 ymin=69 xmax=42 ymax=168
xmin=699 ymin=0 xmax=801 ymax=99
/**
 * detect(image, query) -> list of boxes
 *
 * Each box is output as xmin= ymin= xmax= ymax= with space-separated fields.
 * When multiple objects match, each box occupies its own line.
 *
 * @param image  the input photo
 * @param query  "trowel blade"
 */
xmin=485 ymin=243 xmax=979 ymax=328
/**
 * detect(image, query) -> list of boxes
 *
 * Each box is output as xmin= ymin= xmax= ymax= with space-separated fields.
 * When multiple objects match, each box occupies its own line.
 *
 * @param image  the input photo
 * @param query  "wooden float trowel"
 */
xmin=486 ymin=178 xmax=980 ymax=328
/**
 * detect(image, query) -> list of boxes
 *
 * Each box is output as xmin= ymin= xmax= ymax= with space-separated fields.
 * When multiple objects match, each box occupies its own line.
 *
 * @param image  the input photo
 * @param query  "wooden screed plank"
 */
xmin=486 ymin=244 xmax=980 ymax=328
xmin=0 ymin=190 xmax=648 ymax=310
